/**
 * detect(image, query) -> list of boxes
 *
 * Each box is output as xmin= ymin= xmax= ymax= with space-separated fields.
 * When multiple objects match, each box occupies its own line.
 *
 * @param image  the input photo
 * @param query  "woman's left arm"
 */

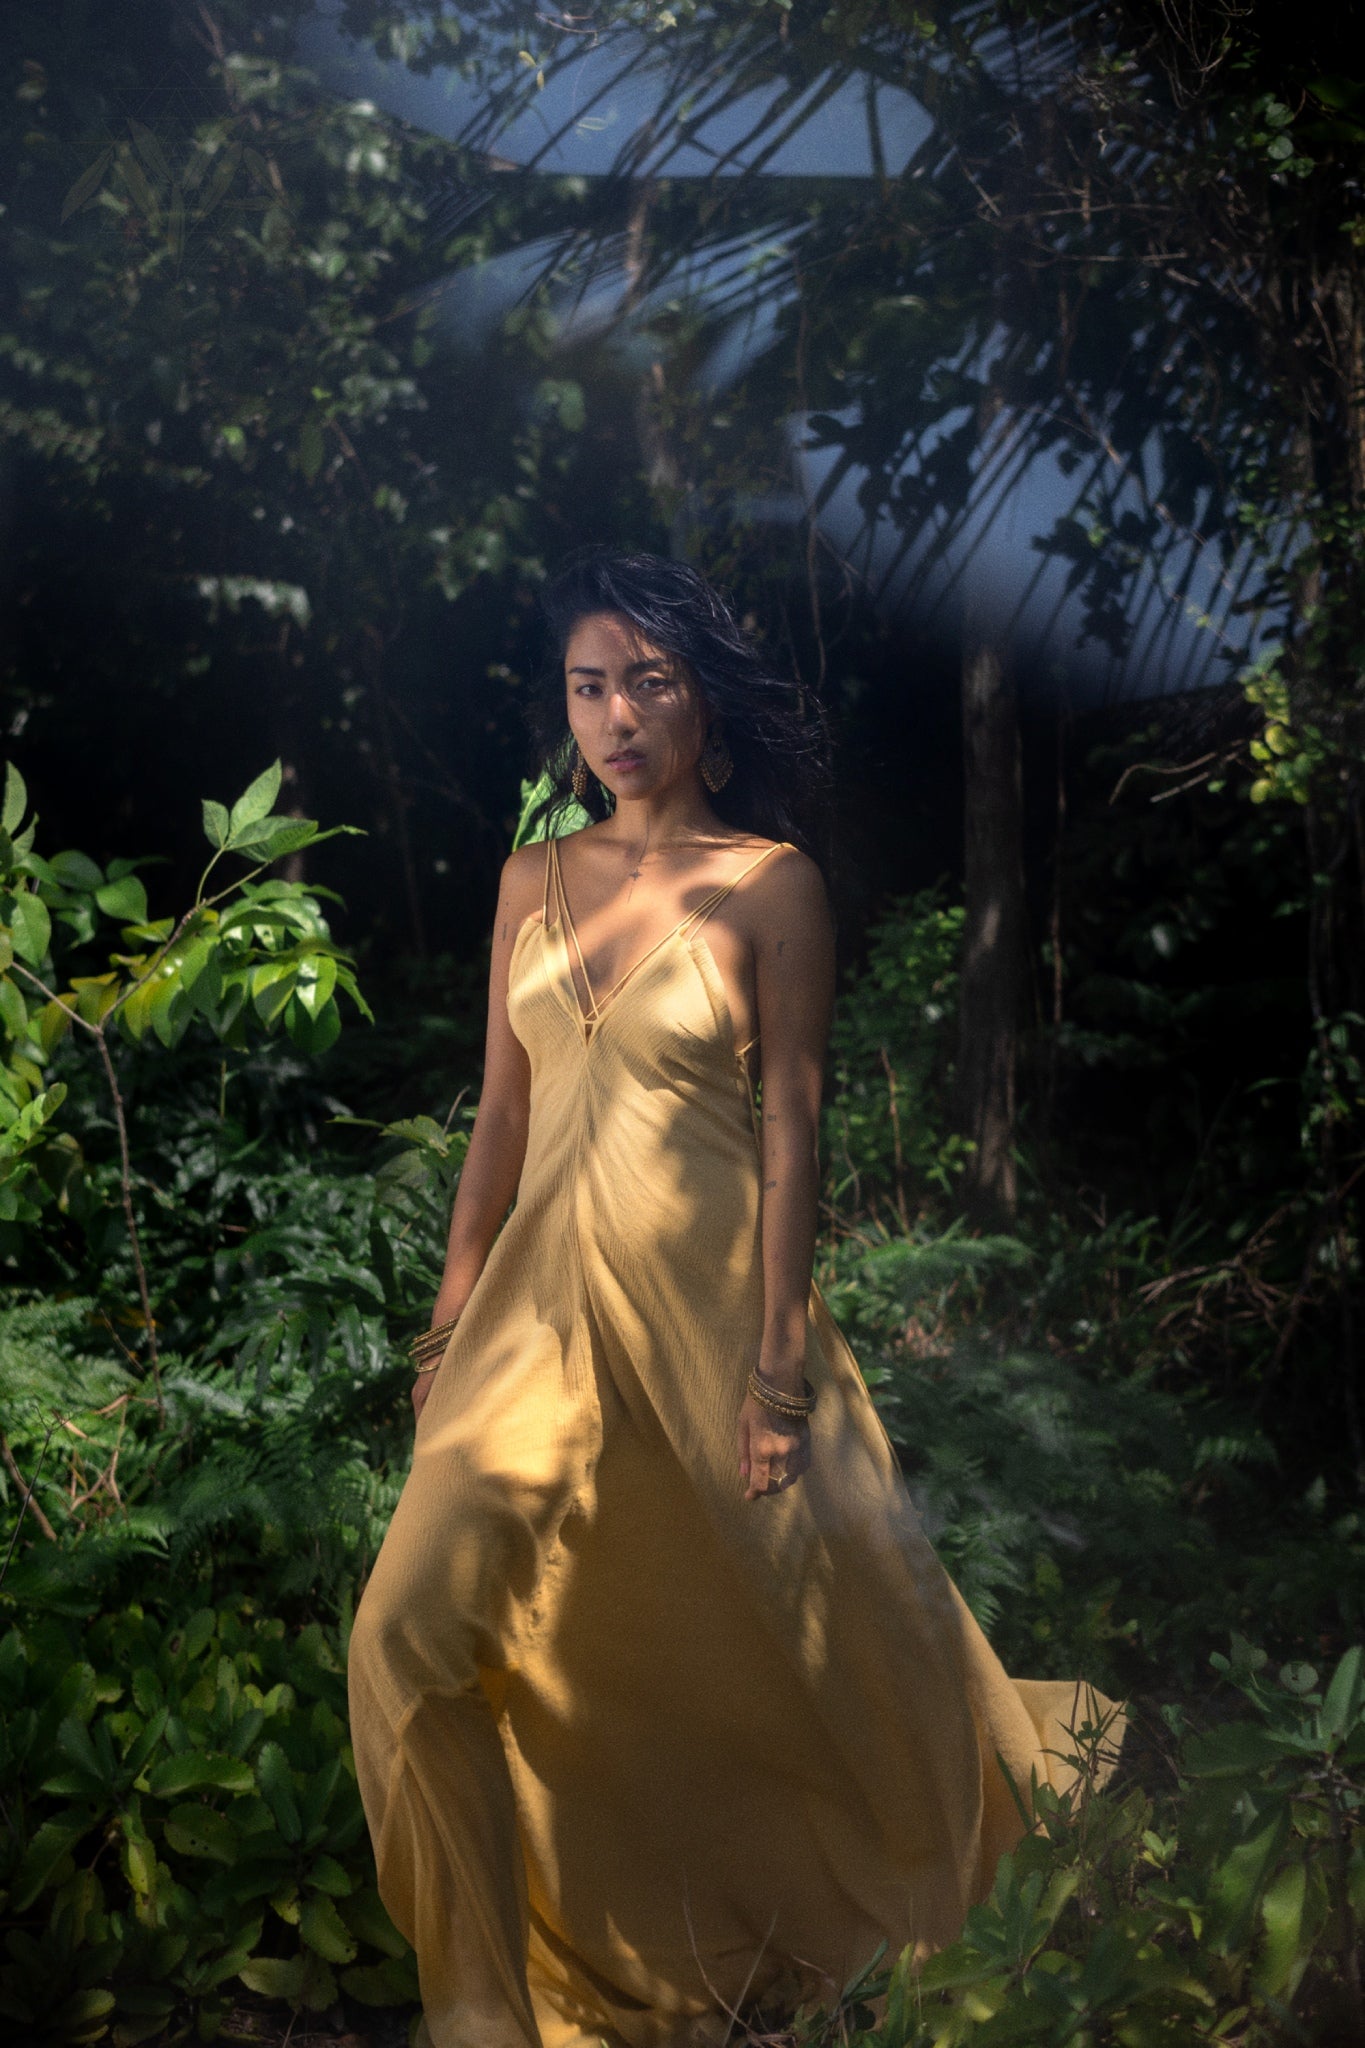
xmin=736 ymin=850 xmax=835 ymax=1500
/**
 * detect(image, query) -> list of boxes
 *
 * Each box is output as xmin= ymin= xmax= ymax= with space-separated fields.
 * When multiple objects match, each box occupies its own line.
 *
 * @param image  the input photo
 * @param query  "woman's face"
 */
xmin=564 ymin=610 xmax=709 ymax=805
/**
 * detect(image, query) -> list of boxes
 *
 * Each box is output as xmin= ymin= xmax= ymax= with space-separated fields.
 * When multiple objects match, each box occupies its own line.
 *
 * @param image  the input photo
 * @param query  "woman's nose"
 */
xmin=605 ymin=691 xmax=638 ymax=732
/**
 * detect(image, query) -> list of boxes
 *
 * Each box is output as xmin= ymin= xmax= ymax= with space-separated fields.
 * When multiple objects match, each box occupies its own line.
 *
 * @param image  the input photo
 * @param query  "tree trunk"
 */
xmin=956 ymin=617 xmax=1026 ymax=1226
xmin=624 ymin=181 xmax=686 ymax=543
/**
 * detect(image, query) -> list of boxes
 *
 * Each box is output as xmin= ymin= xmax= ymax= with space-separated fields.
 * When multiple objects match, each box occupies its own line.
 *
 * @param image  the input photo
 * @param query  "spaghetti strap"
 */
xmin=681 ymin=840 xmax=789 ymax=937
xmin=547 ymin=836 xmax=793 ymax=1036
xmin=541 ymin=836 xmax=556 ymax=928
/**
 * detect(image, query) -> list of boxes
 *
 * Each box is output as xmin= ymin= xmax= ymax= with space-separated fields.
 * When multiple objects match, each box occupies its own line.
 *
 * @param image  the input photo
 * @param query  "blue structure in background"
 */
xmin=299 ymin=2 xmax=1271 ymax=703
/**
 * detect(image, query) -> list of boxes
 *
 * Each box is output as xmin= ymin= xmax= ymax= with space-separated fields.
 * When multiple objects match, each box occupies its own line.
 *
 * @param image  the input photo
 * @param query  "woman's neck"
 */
xmin=597 ymin=779 xmax=723 ymax=853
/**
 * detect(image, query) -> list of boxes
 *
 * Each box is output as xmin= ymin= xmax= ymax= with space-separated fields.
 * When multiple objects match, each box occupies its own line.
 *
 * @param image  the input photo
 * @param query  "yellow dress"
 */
xmin=347 ymin=837 xmax=1122 ymax=2048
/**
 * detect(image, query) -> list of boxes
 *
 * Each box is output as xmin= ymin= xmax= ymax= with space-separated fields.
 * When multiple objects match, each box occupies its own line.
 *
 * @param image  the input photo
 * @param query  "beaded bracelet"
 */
xmin=746 ymin=1366 xmax=817 ymax=1419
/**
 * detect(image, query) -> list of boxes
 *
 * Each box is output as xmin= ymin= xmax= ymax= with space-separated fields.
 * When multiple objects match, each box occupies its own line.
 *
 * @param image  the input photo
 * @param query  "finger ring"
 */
xmin=770 ymin=1468 xmax=786 ymax=1486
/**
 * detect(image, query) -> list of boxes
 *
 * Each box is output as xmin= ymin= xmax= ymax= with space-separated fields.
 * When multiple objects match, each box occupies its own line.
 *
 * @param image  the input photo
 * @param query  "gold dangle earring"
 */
xmin=700 ymin=727 xmax=733 ymax=794
xmin=570 ymin=744 xmax=590 ymax=802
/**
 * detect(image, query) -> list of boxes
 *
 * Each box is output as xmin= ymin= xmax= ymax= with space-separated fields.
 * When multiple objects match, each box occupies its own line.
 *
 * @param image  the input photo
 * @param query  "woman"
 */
xmin=348 ymin=551 xmax=1121 ymax=2048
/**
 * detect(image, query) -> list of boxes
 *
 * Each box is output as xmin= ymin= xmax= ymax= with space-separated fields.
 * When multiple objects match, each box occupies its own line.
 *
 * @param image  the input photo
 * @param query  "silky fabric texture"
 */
xmin=348 ymin=839 xmax=1123 ymax=2048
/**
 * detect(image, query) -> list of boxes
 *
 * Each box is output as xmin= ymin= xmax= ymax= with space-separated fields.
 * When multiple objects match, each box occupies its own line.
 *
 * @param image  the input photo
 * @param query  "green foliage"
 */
xmin=843 ymin=1642 xmax=1365 ymax=2048
xmin=0 ymin=760 xmax=367 ymax=1237
xmin=819 ymin=1213 xmax=1365 ymax=1688
xmin=824 ymin=889 xmax=969 ymax=1224
xmin=1241 ymin=649 xmax=1326 ymax=807
xmin=0 ymin=1286 xmax=412 ymax=1623
xmin=2 ymin=784 xmax=1361 ymax=2037
xmin=0 ymin=1600 xmax=416 ymax=2040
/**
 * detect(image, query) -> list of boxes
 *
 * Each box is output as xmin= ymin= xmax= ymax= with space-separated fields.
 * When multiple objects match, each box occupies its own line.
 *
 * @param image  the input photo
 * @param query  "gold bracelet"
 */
xmin=413 ymin=1358 xmax=442 ymax=1376
xmin=409 ymin=1314 xmax=460 ymax=1369
xmin=747 ymin=1367 xmax=817 ymax=1418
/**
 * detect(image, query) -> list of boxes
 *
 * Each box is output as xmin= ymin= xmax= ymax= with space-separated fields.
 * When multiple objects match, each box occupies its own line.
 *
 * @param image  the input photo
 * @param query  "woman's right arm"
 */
xmin=416 ymin=849 xmax=542 ymax=1403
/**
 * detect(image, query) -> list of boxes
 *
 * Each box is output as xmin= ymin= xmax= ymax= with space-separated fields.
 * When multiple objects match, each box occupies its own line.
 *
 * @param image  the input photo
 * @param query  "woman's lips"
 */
xmin=605 ymin=753 xmax=645 ymax=770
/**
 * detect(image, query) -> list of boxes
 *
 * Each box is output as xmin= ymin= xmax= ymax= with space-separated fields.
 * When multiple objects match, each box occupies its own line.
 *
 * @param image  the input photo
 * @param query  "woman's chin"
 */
xmin=597 ymin=766 xmax=656 ymax=800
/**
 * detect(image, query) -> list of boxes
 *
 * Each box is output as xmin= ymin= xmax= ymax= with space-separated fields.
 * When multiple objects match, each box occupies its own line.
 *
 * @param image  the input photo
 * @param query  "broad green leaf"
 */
xmin=187 ymin=948 xmax=224 ymax=1020
xmin=121 ymin=915 xmax=174 ymax=944
xmin=70 ymin=972 xmax=120 ymax=1026
xmin=341 ymin=1951 xmax=421 ymax=2004
xmin=0 ymin=973 xmax=28 ymax=1038
xmin=11 ymin=1814 xmax=91 ymax=1910
xmin=56 ymin=1712 xmax=101 ymax=1776
xmin=1204 ymin=1815 xmax=1286 ymax=1952
xmin=0 ymin=925 xmax=12 ymax=975
xmin=122 ymin=1832 xmax=158 ymax=1898
xmin=1257 ymin=1856 xmax=1308 ymax=1997
xmin=202 ymin=799 xmax=230 ymax=849
xmin=232 ymin=818 xmax=319 ymax=862
xmin=95 ymin=874 xmax=149 ymax=923
xmin=49 ymin=849 xmax=104 ymax=891
xmin=257 ymin=1740 xmax=302 ymax=1842
xmin=53 ymin=1989 xmax=116 ymax=2029
xmin=118 ymin=978 xmax=154 ymax=1043
xmin=1182 ymin=1721 xmax=1307 ymax=1776
xmin=164 ymin=1802 xmax=238 ymax=1863
xmin=300 ymin=1890 xmax=357 ymax=1964
xmin=125 ymin=1705 xmax=169 ymax=1777
xmin=296 ymin=952 xmax=337 ymax=1018
xmin=38 ymin=997 xmax=76 ymax=1054
xmin=147 ymin=1750 xmax=254 ymax=1798
xmin=305 ymin=1852 xmax=352 ymax=1898
xmin=252 ymin=961 xmax=298 ymax=1027
xmin=285 ymin=993 xmax=341 ymax=1055
xmin=238 ymin=1954 xmax=306 ymax=1999
xmin=1318 ymin=1644 xmax=1364 ymax=1746
xmin=7 ymin=890 xmax=51 ymax=967
xmin=216 ymin=901 xmax=305 ymax=938
xmin=340 ymin=1886 xmax=407 ymax=1959
xmin=228 ymin=761 xmax=284 ymax=838
xmin=2 ymin=762 xmax=27 ymax=835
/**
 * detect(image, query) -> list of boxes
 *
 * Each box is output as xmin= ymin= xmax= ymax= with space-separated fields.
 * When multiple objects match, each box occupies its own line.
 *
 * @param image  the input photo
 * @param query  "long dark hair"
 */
xmin=524 ymin=549 xmax=832 ymax=867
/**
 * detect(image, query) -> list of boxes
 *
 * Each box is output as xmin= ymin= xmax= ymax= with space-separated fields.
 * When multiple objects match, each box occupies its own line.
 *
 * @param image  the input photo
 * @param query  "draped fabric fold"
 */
xmin=348 ymin=843 xmax=1124 ymax=2048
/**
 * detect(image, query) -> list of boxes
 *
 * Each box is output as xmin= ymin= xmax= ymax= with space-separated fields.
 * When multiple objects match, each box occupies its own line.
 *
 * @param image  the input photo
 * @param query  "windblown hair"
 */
xmin=524 ymin=549 xmax=832 ymax=866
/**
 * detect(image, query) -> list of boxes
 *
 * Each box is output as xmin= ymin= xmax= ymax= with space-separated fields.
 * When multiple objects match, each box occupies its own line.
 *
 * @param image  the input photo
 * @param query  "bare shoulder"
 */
xmin=498 ymin=840 xmax=550 ymax=921
xmin=752 ymin=842 xmax=830 ymax=921
xmin=732 ymin=842 xmax=832 ymax=964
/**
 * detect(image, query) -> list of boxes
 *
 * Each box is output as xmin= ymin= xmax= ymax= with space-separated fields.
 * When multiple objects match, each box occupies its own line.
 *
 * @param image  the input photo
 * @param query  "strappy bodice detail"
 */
xmin=543 ymin=835 xmax=787 ymax=1042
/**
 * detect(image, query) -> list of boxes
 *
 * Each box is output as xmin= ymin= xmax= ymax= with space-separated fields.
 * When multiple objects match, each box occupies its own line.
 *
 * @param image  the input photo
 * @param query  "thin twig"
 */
xmin=682 ymin=1887 xmax=779 ymax=2047
xmin=93 ymin=1028 xmax=162 ymax=1417
xmin=1108 ymin=750 xmax=1222 ymax=804
xmin=1 ymin=1431 xmax=57 ymax=1541
xmin=0 ymin=1415 xmax=59 ymax=1584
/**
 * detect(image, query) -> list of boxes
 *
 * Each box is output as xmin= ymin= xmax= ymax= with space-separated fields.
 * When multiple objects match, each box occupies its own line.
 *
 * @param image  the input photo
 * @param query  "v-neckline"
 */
xmin=547 ymin=836 xmax=782 ymax=1042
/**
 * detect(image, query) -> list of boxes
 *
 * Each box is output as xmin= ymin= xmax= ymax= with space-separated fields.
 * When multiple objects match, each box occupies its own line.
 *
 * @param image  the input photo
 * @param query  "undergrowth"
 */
xmin=1 ymin=840 xmax=1362 ymax=2041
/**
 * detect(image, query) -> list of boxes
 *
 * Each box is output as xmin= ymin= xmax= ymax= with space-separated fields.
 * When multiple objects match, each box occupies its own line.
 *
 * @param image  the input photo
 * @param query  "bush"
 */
xmin=838 ymin=1642 xmax=1365 ymax=2048
xmin=0 ymin=1600 xmax=416 ymax=2042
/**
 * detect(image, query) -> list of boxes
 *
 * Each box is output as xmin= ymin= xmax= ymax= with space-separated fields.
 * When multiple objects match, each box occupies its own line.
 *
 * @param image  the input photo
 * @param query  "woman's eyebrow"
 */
xmin=566 ymin=658 xmax=673 ymax=679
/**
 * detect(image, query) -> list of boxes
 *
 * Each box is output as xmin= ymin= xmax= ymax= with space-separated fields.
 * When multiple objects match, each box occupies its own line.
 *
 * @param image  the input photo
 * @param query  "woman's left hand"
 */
xmin=737 ymin=1394 xmax=811 ymax=1502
